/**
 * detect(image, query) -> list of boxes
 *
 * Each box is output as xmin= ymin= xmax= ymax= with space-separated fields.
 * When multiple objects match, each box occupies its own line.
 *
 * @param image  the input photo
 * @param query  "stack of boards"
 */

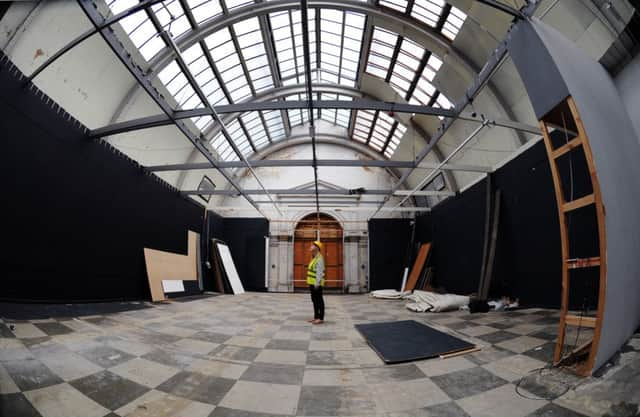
xmin=210 ymin=240 xmax=244 ymax=295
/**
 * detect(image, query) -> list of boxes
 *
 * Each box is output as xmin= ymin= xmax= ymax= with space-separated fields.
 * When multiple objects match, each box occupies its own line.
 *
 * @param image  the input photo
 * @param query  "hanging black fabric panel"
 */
xmin=0 ymin=55 xmax=203 ymax=302
xmin=222 ymin=218 xmax=269 ymax=291
xmin=368 ymin=219 xmax=412 ymax=291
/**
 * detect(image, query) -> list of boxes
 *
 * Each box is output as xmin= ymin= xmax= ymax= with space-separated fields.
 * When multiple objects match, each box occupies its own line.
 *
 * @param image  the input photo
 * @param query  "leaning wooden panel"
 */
xmin=144 ymin=231 xmax=199 ymax=302
xmin=405 ymin=243 xmax=432 ymax=292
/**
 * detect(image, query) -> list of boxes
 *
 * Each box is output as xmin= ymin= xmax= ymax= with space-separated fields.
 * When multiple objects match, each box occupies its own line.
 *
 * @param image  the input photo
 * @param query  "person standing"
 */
xmin=307 ymin=241 xmax=325 ymax=324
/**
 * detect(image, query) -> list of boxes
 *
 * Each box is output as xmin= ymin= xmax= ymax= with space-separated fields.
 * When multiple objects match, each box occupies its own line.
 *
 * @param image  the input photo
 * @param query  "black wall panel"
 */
xmin=414 ymin=141 xmax=596 ymax=308
xmin=368 ymin=219 xmax=412 ymax=291
xmin=428 ymin=180 xmax=487 ymax=296
xmin=0 ymin=57 xmax=205 ymax=302
xmin=222 ymin=218 xmax=269 ymax=291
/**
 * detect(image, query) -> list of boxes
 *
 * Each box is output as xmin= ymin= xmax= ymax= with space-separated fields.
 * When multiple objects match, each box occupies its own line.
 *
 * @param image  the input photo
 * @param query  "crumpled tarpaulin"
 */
xmin=404 ymin=290 xmax=470 ymax=312
xmin=369 ymin=289 xmax=411 ymax=299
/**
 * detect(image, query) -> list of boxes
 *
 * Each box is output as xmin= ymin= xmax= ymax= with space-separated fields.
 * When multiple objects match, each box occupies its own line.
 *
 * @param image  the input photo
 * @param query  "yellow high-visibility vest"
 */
xmin=306 ymin=255 xmax=325 ymax=286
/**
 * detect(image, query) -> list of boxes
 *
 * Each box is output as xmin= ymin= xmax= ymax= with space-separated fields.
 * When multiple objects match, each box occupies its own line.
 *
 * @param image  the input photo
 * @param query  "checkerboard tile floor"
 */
xmin=1 ymin=293 xmax=638 ymax=417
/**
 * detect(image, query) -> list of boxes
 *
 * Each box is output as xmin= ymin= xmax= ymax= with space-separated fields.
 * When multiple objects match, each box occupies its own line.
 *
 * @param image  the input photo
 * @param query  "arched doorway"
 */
xmin=293 ymin=213 xmax=344 ymax=290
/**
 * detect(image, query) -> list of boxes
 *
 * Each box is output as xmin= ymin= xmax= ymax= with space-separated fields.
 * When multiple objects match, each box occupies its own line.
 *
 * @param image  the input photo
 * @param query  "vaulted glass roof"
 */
xmin=106 ymin=0 xmax=467 ymax=161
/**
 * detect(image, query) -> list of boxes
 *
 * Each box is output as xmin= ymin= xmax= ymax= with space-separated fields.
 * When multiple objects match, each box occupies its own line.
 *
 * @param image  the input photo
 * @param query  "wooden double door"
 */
xmin=293 ymin=214 xmax=343 ymax=289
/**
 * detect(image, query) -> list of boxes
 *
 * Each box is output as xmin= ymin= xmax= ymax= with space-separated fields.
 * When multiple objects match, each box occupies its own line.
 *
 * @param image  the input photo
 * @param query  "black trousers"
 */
xmin=309 ymin=285 xmax=325 ymax=320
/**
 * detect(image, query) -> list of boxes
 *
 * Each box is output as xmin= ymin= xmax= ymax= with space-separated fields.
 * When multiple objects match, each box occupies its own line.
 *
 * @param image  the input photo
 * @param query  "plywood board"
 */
xmin=144 ymin=231 xmax=199 ymax=302
xmin=216 ymin=242 xmax=244 ymax=295
xmin=404 ymin=243 xmax=432 ymax=292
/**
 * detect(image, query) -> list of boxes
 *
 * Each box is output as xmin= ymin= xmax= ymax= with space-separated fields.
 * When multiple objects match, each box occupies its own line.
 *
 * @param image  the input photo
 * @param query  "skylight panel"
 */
xmin=107 ymin=0 xmax=138 ymax=15
xmin=353 ymin=110 xmax=374 ymax=143
xmin=225 ymin=0 xmax=255 ymax=11
xmin=235 ymin=18 xmax=274 ymax=93
xmin=384 ymin=124 xmax=406 ymax=158
xmin=442 ymin=6 xmax=467 ymax=40
xmin=240 ymin=112 xmax=269 ymax=149
xmin=188 ymin=0 xmax=223 ymax=24
xmin=205 ymin=28 xmax=251 ymax=102
xmin=411 ymin=0 xmax=445 ymax=27
xmin=152 ymin=1 xmax=190 ymax=39
xmin=269 ymin=10 xmax=316 ymax=85
xmin=262 ymin=110 xmax=285 ymax=141
xmin=366 ymin=27 xmax=398 ymax=79
xmin=226 ymin=120 xmax=253 ymax=157
xmin=379 ymin=0 xmax=409 ymax=13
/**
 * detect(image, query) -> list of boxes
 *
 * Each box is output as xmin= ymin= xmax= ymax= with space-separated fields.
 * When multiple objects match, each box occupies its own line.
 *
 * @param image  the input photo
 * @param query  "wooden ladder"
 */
xmin=539 ymin=97 xmax=607 ymax=376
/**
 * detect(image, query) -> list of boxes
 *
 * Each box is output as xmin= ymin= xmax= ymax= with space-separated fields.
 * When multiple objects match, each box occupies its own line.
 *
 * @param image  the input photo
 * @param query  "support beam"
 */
xmin=182 ymin=188 xmax=449 ymax=196
xmin=145 ymin=160 xmax=491 ymax=172
xmin=90 ymin=99 xmax=539 ymax=138
xmin=76 ymin=0 xmax=265 ymax=216
xmin=301 ymin=0 xmax=320 ymax=218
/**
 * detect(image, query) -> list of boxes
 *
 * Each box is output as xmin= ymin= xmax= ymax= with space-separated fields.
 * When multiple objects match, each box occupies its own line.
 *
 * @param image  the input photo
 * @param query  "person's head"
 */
xmin=310 ymin=240 xmax=323 ymax=256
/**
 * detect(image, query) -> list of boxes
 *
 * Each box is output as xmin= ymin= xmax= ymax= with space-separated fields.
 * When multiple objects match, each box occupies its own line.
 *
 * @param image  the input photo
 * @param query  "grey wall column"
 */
xmin=508 ymin=18 xmax=640 ymax=372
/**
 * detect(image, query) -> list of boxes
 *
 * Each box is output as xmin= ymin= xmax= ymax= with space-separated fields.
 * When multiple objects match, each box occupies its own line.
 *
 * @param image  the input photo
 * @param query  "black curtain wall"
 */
xmin=0 ymin=55 xmax=206 ymax=302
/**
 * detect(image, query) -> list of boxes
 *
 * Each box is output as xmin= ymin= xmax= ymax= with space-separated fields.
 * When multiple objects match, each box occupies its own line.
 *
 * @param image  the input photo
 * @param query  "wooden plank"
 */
xmin=439 ymin=347 xmax=481 ymax=359
xmin=551 ymin=136 xmax=583 ymax=159
xmin=564 ymin=314 xmax=597 ymax=328
xmin=480 ymin=189 xmax=501 ymax=300
xmin=567 ymin=96 xmax=608 ymax=376
xmin=540 ymin=119 xmax=571 ymax=364
xmin=404 ymin=243 xmax=432 ymax=292
xmin=562 ymin=194 xmax=595 ymax=212
xmin=144 ymin=231 xmax=199 ymax=302
xmin=567 ymin=257 xmax=600 ymax=269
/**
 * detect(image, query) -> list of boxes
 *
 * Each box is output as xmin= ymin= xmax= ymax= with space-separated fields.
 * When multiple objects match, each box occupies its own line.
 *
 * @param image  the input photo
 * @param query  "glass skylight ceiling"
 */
xmin=379 ymin=0 xmax=467 ymax=40
xmin=353 ymin=110 xmax=407 ymax=158
xmin=106 ymin=0 xmax=464 ymax=161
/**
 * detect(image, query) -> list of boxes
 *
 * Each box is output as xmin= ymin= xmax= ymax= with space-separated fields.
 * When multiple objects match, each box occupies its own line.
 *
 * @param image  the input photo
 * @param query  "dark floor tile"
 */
xmin=530 ymin=328 xmax=560 ymax=341
xmin=525 ymin=403 xmax=589 ymax=417
xmin=190 ymin=331 xmax=232 ymax=344
xmin=33 ymin=322 xmax=74 ymax=336
xmin=208 ymin=407 xmax=288 ymax=417
xmin=0 ymin=323 xmax=15 ymax=338
xmin=306 ymin=351 xmax=342 ymax=366
xmin=431 ymin=366 xmax=508 ymax=400
xmin=265 ymin=339 xmax=310 ymax=351
xmin=156 ymin=371 xmax=235 ymax=405
xmin=362 ymin=363 xmax=426 ymax=383
xmin=0 ymin=393 xmax=42 ymax=417
xmin=466 ymin=346 xmax=514 ymax=366
xmin=443 ymin=321 xmax=470 ymax=330
xmin=21 ymin=336 xmax=51 ymax=348
xmin=487 ymin=322 xmax=515 ymax=330
xmin=240 ymin=363 xmax=304 ymax=385
xmin=212 ymin=346 xmax=261 ymax=362
xmin=137 ymin=331 xmax=182 ymax=345
xmin=522 ymin=342 xmax=556 ymax=363
xmin=533 ymin=316 xmax=561 ymax=325
xmin=142 ymin=348 xmax=197 ymax=369
xmin=424 ymin=401 xmax=471 ymax=417
xmin=4 ymin=359 xmax=63 ymax=391
xmin=70 ymin=370 xmax=148 ymax=411
xmin=310 ymin=331 xmax=346 ymax=341
xmin=476 ymin=330 xmax=520 ymax=344
xmin=79 ymin=345 xmax=135 ymax=368
xmin=83 ymin=317 xmax=118 ymax=327
xmin=298 ymin=385 xmax=375 ymax=416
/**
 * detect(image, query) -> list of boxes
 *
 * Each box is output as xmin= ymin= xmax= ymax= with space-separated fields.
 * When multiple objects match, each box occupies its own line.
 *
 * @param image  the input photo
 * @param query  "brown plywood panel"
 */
xmin=405 ymin=243 xmax=432 ymax=292
xmin=144 ymin=231 xmax=199 ymax=302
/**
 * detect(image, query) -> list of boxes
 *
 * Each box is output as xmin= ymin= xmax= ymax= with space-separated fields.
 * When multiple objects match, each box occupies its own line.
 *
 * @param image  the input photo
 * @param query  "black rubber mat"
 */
xmin=355 ymin=320 xmax=475 ymax=364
